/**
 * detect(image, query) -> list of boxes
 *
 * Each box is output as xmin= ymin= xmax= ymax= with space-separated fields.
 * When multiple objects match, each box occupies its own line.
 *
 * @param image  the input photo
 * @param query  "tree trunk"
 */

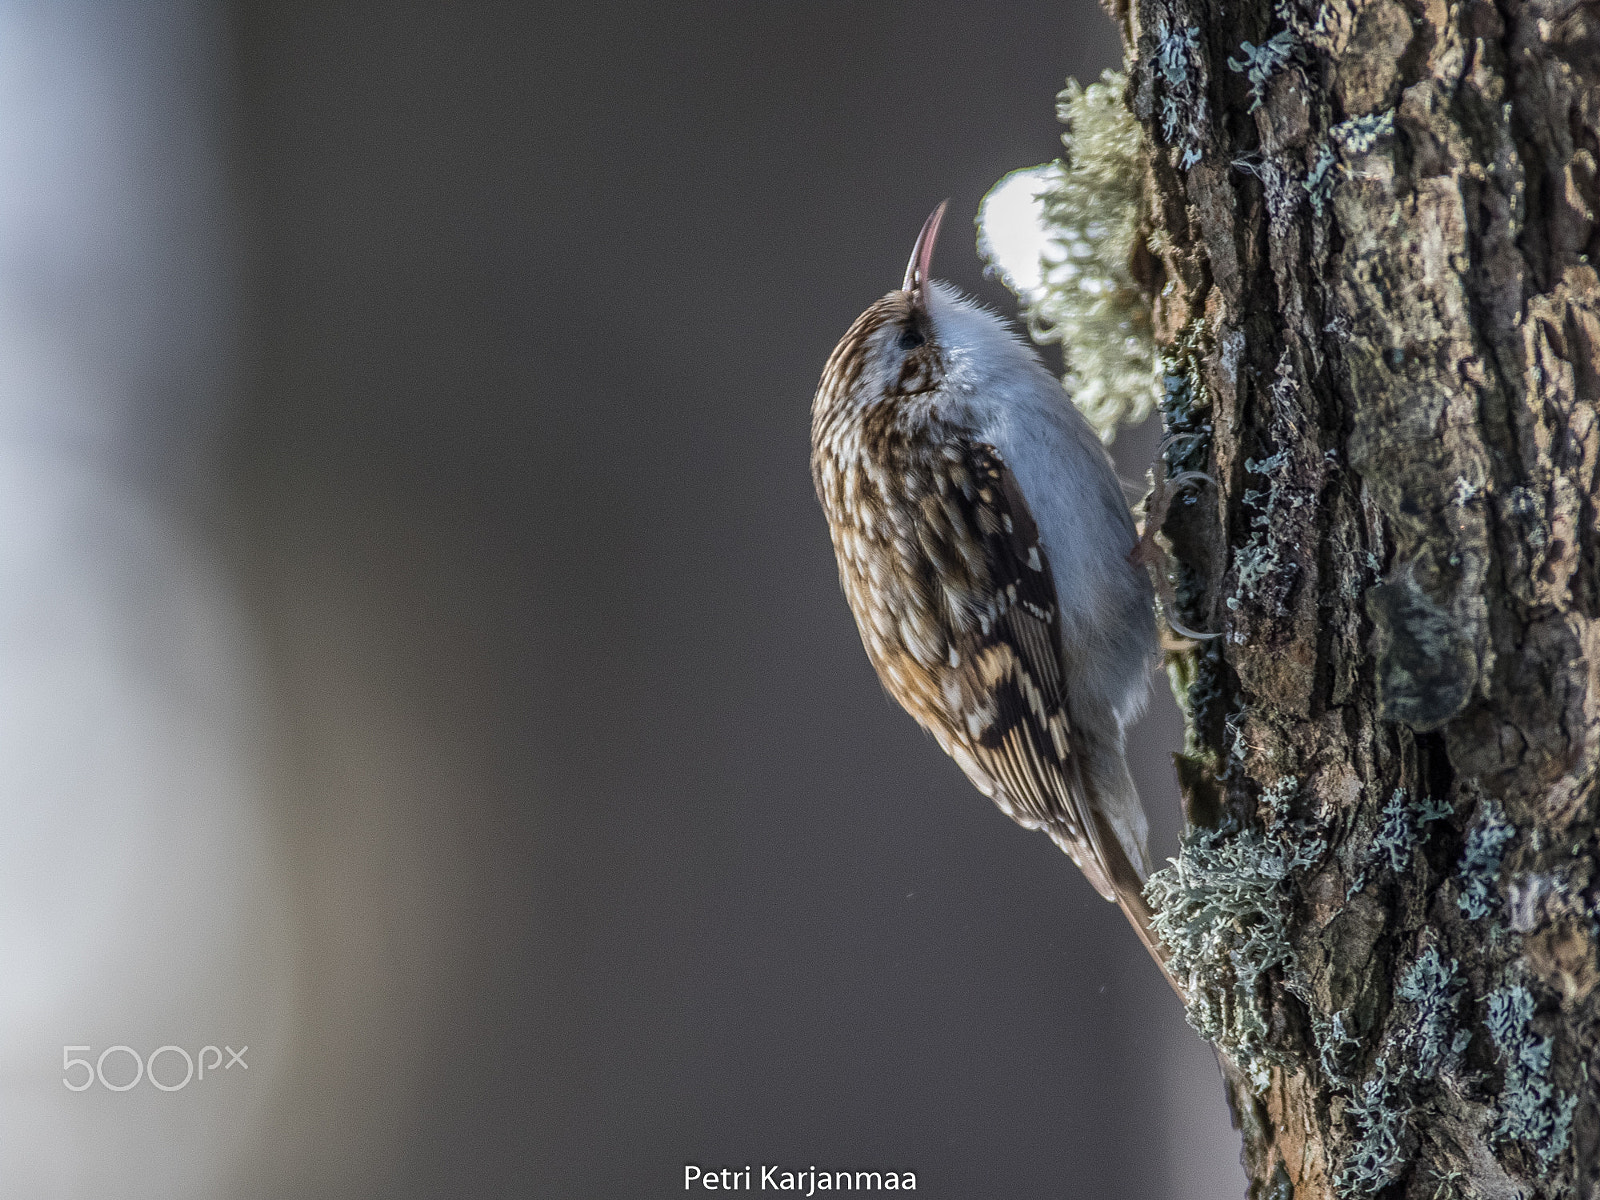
xmin=1107 ymin=0 xmax=1600 ymax=1195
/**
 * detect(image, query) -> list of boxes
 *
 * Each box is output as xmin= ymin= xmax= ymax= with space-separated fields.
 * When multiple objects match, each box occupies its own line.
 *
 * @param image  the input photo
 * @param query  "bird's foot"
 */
xmin=1131 ymin=436 xmax=1218 ymax=642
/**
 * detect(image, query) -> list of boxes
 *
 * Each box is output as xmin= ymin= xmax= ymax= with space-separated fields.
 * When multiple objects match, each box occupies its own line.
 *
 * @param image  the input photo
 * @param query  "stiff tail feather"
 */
xmin=1091 ymin=808 xmax=1186 ymax=1004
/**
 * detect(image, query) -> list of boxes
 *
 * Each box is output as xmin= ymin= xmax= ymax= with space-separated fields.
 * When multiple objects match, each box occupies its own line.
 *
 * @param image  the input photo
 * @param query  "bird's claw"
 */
xmin=1132 ymin=439 xmax=1220 ymax=641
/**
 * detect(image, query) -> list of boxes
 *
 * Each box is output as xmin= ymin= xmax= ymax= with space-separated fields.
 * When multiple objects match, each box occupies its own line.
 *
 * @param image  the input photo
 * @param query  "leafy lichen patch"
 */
xmin=1457 ymin=799 xmax=1516 ymax=920
xmin=1350 ymin=787 xmax=1453 ymax=893
xmin=1304 ymin=110 xmax=1395 ymax=218
xmin=1395 ymin=946 xmax=1467 ymax=1075
xmin=1227 ymin=353 xmax=1321 ymax=642
xmin=1328 ymin=943 xmax=1470 ymax=1196
xmin=1152 ymin=23 xmax=1208 ymax=169
xmin=1336 ymin=1051 xmax=1414 ymax=1194
xmin=1228 ymin=30 xmax=1296 ymax=112
xmin=1484 ymin=984 xmax=1578 ymax=1166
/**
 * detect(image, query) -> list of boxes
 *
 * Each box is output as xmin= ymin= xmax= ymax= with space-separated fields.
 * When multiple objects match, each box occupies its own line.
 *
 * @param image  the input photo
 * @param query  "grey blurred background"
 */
xmin=0 ymin=2 xmax=1243 ymax=1196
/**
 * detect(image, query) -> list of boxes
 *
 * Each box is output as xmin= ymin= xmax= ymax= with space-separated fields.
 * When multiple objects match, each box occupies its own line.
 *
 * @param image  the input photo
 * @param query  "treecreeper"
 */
xmin=809 ymin=202 xmax=1187 ymax=989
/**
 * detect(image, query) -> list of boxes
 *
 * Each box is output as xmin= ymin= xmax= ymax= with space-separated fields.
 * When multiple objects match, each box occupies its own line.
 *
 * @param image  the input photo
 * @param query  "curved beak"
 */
xmin=901 ymin=200 xmax=949 ymax=304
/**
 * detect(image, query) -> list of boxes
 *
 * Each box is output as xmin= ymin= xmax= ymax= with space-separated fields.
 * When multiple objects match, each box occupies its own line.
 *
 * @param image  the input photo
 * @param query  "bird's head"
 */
xmin=815 ymin=201 xmax=1044 ymax=420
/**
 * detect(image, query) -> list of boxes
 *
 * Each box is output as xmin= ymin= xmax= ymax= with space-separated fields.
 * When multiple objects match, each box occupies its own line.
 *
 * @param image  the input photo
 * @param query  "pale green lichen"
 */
xmin=1230 ymin=356 xmax=1315 ymax=615
xmin=1159 ymin=345 xmax=1212 ymax=473
xmin=1457 ymin=799 xmax=1516 ymax=919
xmin=1374 ymin=787 xmax=1418 ymax=873
xmin=1228 ymin=31 xmax=1296 ymax=111
xmin=1232 ymin=150 xmax=1307 ymax=236
xmin=1416 ymin=794 xmax=1454 ymax=823
xmin=978 ymin=72 xmax=1158 ymax=442
xmin=1337 ymin=109 xmax=1396 ymax=154
xmin=1023 ymin=72 xmax=1159 ymax=441
xmin=1485 ymin=984 xmax=1577 ymax=1165
xmin=1145 ymin=821 xmax=1299 ymax=1090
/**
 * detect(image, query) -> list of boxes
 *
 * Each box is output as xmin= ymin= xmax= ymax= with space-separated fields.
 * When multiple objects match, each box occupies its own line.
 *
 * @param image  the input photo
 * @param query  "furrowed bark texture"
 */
xmin=1111 ymin=0 xmax=1600 ymax=1195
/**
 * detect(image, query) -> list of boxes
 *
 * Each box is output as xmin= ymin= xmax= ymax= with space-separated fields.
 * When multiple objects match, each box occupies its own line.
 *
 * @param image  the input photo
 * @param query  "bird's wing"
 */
xmin=927 ymin=440 xmax=1120 ymax=901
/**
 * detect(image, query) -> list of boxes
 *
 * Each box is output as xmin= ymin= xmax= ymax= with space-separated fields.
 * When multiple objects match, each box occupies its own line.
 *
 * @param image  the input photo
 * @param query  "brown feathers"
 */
xmin=813 ymin=388 xmax=1121 ymax=901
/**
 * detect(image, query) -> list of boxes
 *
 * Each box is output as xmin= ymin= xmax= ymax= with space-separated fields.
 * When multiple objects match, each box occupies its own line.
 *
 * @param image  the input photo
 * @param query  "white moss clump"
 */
xmin=977 ymin=71 xmax=1157 ymax=443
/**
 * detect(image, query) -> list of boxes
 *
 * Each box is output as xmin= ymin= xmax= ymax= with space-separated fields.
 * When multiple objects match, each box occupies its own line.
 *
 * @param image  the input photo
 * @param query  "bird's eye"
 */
xmin=898 ymin=327 xmax=925 ymax=351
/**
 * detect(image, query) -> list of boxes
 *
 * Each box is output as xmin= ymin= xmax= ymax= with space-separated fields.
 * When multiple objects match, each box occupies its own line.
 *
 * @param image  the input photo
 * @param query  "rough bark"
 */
xmin=1110 ymin=0 xmax=1600 ymax=1195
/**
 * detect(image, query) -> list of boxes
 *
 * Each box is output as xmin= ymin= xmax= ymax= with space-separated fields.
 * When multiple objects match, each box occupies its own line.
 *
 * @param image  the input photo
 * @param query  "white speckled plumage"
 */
xmin=811 ymin=204 xmax=1162 ymax=936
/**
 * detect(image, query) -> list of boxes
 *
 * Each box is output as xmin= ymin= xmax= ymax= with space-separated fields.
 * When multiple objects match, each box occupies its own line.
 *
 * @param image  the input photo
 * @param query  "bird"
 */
xmin=810 ymin=201 xmax=1177 ymax=979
